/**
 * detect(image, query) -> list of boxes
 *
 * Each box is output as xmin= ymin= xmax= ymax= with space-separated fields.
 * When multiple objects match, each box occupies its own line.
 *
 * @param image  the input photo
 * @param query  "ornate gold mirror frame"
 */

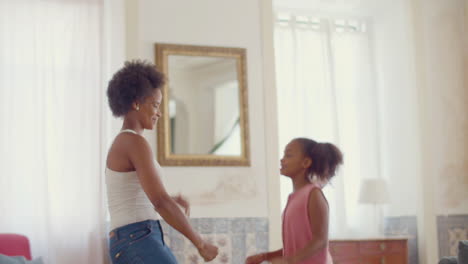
xmin=155 ymin=43 xmax=250 ymax=166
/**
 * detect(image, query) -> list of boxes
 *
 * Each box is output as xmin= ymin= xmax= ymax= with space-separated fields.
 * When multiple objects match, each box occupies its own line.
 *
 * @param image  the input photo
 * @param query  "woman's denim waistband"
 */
xmin=109 ymin=220 xmax=162 ymax=240
xmin=108 ymin=219 xmax=177 ymax=263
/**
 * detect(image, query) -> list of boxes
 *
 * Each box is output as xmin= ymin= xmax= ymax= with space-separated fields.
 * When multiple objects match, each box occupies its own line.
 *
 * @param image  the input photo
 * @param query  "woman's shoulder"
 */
xmin=114 ymin=131 xmax=149 ymax=148
xmin=107 ymin=132 xmax=152 ymax=167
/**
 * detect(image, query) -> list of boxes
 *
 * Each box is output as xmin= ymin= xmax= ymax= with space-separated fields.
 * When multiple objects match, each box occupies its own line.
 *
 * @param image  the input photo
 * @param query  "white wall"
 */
xmin=124 ymin=0 xmax=271 ymax=219
xmin=412 ymin=0 xmax=468 ymax=262
xmin=418 ymin=0 xmax=468 ymax=216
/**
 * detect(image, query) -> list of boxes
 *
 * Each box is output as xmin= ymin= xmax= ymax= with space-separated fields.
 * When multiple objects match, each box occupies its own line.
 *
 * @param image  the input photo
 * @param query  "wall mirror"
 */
xmin=155 ymin=43 xmax=250 ymax=166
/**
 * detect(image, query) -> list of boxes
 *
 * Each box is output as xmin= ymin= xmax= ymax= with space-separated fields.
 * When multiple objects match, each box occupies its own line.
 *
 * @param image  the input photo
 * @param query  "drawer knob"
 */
xmin=380 ymin=243 xmax=386 ymax=251
xmin=380 ymin=257 xmax=386 ymax=264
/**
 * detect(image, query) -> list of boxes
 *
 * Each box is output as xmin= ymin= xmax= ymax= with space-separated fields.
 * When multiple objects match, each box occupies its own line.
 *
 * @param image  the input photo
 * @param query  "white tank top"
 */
xmin=105 ymin=129 xmax=162 ymax=230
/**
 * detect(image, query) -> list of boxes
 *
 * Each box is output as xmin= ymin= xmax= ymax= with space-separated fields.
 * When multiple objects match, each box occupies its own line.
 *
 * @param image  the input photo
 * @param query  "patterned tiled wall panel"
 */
xmin=437 ymin=214 xmax=468 ymax=258
xmin=160 ymin=218 xmax=269 ymax=264
xmin=384 ymin=216 xmax=419 ymax=264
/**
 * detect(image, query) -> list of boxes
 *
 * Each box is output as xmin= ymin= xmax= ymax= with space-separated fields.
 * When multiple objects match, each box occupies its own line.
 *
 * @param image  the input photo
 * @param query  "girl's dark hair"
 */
xmin=294 ymin=137 xmax=343 ymax=181
xmin=107 ymin=60 xmax=165 ymax=117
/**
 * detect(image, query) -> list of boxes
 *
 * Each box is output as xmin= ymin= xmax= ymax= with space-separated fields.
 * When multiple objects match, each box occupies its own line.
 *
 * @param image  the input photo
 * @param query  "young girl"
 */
xmin=246 ymin=138 xmax=343 ymax=264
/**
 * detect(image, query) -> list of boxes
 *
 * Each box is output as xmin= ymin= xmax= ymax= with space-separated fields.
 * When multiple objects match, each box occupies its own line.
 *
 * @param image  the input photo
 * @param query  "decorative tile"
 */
xmin=384 ymin=216 xmax=419 ymax=264
xmin=189 ymin=218 xmax=200 ymax=231
xmin=245 ymin=218 xmax=257 ymax=233
xmin=231 ymin=218 xmax=246 ymax=233
xmin=215 ymin=233 xmax=230 ymax=248
xmin=448 ymin=228 xmax=467 ymax=256
xmin=214 ymin=218 xmax=230 ymax=234
xmin=256 ymin=218 xmax=268 ymax=233
xmin=246 ymin=233 xmax=258 ymax=256
xmin=218 ymin=252 xmax=230 ymax=264
xmin=168 ymin=235 xmax=185 ymax=252
xmin=161 ymin=221 xmax=174 ymax=236
xmin=172 ymin=252 xmax=183 ymax=263
xmin=231 ymin=233 xmax=246 ymax=257
xmin=200 ymin=218 xmax=215 ymax=234
xmin=186 ymin=250 xmax=201 ymax=264
xmin=161 ymin=217 xmax=269 ymax=264
xmin=438 ymin=214 xmax=468 ymax=258
xmin=256 ymin=232 xmax=269 ymax=251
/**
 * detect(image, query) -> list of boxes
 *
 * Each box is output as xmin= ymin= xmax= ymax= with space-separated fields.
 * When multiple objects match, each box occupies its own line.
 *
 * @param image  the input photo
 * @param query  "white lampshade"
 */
xmin=358 ymin=178 xmax=390 ymax=204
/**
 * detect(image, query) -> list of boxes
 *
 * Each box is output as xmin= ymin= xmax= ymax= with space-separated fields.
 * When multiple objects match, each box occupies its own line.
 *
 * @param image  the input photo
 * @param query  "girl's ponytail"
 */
xmin=295 ymin=138 xmax=344 ymax=181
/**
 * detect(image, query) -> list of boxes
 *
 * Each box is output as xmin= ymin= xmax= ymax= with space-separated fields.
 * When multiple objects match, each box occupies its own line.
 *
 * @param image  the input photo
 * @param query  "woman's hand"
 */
xmin=197 ymin=241 xmax=219 ymax=262
xmin=172 ymin=194 xmax=190 ymax=216
xmin=245 ymin=253 xmax=267 ymax=264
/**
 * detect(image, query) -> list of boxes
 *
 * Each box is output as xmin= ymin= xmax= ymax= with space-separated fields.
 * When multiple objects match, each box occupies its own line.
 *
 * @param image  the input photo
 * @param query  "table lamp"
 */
xmin=358 ymin=178 xmax=390 ymax=236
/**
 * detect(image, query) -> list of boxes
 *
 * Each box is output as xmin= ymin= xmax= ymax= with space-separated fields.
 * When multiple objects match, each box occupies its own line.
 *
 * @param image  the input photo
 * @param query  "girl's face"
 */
xmin=136 ymin=89 xmax=162 ymax=130
xmin=280 ymin=140 xmax=311 ymax=178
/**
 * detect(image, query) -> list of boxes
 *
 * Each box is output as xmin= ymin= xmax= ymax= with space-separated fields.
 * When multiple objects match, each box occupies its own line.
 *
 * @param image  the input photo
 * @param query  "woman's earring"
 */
xmin=136 ymin=105 xmax=140 ymax=111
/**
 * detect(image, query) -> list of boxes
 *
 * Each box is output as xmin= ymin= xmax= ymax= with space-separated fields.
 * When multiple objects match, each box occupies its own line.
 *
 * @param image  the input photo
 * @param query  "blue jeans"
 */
xmin=108 ymin=220 xmax=178 ymax=264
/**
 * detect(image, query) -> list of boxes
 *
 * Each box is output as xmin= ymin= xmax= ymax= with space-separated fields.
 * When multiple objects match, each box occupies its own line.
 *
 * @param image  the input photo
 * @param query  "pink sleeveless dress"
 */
xmin=282 ymin=183 xmax=332 ymax=264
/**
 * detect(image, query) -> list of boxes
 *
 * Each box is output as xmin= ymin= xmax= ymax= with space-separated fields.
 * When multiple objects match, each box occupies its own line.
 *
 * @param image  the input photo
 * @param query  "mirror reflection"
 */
xmin=168 ymin=55 xmax=241 ymax=155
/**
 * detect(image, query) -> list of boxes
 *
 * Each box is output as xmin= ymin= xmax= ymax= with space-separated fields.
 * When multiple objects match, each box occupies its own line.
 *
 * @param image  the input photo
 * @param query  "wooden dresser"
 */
xmin=329 ymin=238 xmax=408 ymax=264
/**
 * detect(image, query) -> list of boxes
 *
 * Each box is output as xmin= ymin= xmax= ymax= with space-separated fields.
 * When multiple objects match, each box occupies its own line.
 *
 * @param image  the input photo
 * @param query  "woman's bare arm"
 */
xmin=127 ymin=135 xmax=204 ymax=248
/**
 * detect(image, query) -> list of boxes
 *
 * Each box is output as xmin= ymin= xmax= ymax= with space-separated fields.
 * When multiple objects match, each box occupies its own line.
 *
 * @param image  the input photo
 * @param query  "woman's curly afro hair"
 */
xmin=107 ymin=60 xmax=165 ymax=117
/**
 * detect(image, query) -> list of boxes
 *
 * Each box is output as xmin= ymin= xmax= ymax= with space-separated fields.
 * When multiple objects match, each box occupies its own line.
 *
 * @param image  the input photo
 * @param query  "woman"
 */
xmin=105 ymin=60 xmax=218 ymax=263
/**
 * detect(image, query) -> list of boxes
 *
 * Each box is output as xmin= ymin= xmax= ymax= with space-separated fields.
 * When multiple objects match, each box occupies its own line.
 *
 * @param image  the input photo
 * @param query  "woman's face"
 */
xmin=280 ymin=140 xmax=311 ymax=178
xmin=138 ymin=89 xmax=162 ymax=130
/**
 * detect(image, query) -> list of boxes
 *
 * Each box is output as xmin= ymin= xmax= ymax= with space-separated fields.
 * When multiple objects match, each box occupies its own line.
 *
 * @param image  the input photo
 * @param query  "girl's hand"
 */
xmin=245 ymin=253 xmax=266 ymax=264
xmin=172 ymin=194 xmax=190 ymax=216
xmin=197 ymin=241 xmax=219 ymax=262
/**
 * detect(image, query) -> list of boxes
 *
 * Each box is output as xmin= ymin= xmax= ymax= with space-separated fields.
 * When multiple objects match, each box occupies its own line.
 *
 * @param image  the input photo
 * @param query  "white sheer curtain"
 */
xmin=0 ymin=1 xmax=109 ymax=263
xmin=275 ymin=15 xmax=381 ymax=237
